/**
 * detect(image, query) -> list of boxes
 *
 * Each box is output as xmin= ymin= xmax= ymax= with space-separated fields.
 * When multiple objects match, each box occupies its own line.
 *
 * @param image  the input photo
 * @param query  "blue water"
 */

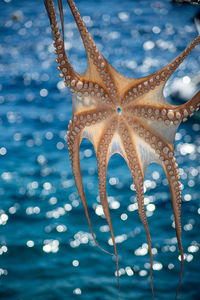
xmin=0 ymin=0 xmax=200 ymax=299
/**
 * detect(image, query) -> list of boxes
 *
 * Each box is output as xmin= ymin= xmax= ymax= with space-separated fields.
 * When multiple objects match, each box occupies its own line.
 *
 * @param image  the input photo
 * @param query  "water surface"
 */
xmin=0 ymin=0 xmax=200 ymax=299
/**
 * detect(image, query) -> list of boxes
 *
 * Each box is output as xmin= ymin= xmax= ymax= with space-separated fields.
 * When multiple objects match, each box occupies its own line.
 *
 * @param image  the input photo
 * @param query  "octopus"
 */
xmin=44 ymin=0 xmax=200 ymax=298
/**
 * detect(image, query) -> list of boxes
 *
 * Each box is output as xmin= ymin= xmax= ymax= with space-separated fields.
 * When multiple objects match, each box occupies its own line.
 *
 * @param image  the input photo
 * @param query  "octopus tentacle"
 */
xmin=119 ymin=121 xmax=155 ymax=298
xmin=66 ymin=0 xmax=119 ymax=102
xmin=125 ymin=91 xmax=200 ymax=126
xmin=96 ymin=117 xmax=120 ymax=286
xmin=69 ymin=79 xmax=114 ymax=107
xmin=124 ymin=104 xmax=181 ymax=127
xmin=44 ymin=0 xmax=79 ymax=86
xmin=125 ymin=114 xmax=175 ymax=153
xmin=162 ymin=163 xmax=183 ymax=300
xmin=66 ymin=0 xmax=99 ymax=53
xmin=175 ymin=90 xmax=200 ymax=122
xmin=125 ymin=117 xmax=183 ymax=298
xmin=126 ymin=115 xmax=176 ymax=170
xmin=44 ymin=0 xmax=51 ymax=19
xmin=159 ymin=35 xmax=200 ymax=84
xmin=122 ymin=35 xmax=200 ymax=105
xmin=57 ymin=0 xmax=65 ymax=40
xmin=124 ymin=89 xmax=200 ymax=129
xmin=69 ymin=108 xmax=113 ymax=133
xmin=135 ymin=181 xmax=155 ymax=299
xmin=67 ymin=120 xmax=112 ymax=255
xmin=134 ymin=115 xmax=182 ymax=222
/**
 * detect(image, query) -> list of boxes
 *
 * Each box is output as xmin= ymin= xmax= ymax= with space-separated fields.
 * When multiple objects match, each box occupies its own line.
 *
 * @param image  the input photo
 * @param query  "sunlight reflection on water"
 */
xmin=0 ymin=0 xmax=200 ymax=299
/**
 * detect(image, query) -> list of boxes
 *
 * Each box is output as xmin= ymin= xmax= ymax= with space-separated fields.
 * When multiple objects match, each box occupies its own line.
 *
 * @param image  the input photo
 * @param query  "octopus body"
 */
xmin=44 ymin=0 xmax=200 ymax=298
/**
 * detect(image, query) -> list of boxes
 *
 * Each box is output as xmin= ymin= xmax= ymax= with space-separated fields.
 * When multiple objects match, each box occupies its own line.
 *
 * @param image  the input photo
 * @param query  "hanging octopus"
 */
xmin=44 ymin=0 xmax=200 ymax=298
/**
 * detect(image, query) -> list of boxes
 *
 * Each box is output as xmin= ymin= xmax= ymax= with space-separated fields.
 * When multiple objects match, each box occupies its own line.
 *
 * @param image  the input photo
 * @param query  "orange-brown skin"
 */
xmin=44 ymin=0 xmax=200 ymax=298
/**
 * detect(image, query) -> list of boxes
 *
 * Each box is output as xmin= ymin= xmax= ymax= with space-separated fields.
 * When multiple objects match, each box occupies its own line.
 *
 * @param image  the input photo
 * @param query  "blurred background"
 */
xmin=0 ymin=0 xmax=200 ymax=299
